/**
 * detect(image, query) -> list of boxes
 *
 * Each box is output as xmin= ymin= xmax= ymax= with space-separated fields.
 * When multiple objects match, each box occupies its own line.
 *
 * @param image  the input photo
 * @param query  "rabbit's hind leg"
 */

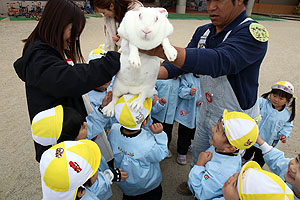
xmin=130 ymin=93 xmax=146 ymax=112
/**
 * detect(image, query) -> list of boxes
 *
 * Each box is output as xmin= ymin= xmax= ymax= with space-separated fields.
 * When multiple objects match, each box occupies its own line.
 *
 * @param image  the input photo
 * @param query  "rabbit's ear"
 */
xmin=157 ymin=8 xmax=168 ymax=17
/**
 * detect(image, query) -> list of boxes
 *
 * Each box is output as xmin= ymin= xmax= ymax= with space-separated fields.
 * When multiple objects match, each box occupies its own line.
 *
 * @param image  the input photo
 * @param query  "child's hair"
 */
xmin=76 ymin=179 xmax=93 ymax=200
xmin=57 ymin=107 xmax=85 ymax=143
xmin=23 ymin=0 xmax=86 ymax=64
xmin=261 ymin=89 xmax=295 ymax=122
xmin=93 ymin=0 xmax=138 ymax=23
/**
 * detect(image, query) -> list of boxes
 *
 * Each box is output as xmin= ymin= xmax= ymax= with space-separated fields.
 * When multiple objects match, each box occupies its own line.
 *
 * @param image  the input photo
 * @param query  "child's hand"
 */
xmin=196 ymin=152 xmax=212 ymax=166
xmin=101 ymin=91 xmax=112 ymax=108
xmin=152 ymin=94 xmax=159 ymax=106
xmin=280 ymin=135 xmax=286 ymax=143
xmin=159 ymin=97 xmax=167 ymax=106
xmin=119 ymin=168 xmax=128 ymax=182
xmin=112 ymin=35 xmax=120 ymax=43
xmin=256 ymin=135 xmax=264 ymax=146
xmin=190 ymin=88 xmax=197 ymax=96
xmin=196 ymin=101 xmax=203 ymax=107
xmin=149 ymin=123 xmax=163 ymax=134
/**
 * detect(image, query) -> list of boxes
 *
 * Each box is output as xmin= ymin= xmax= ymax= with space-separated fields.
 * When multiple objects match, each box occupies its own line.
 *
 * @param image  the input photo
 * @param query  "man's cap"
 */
xmin=40 ymin=140 xmax=101 ymax=200
xmin=31 ymin=105 xmax=63 ymax=146
xmin=222 ymin=109 xmax=258 ymax=151
xmin=238 ymin=161 xmax=294 ymax=200
xmin=272 ymin=81 xmax=294 ymax=96
xmin=114 ymin=94 xmax=152 ymax=130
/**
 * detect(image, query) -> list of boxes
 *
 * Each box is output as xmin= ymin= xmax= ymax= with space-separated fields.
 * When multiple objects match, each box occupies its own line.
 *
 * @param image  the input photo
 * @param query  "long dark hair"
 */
xmin=261 ymin=89 xmax=295 ymax=122
xmin=93 ymin=0 xmax=138 ymax=23
xmin=57 ymin=107 xmax=84 ymax=143
xmin=23 ymin=0 xmax=86 ymax=63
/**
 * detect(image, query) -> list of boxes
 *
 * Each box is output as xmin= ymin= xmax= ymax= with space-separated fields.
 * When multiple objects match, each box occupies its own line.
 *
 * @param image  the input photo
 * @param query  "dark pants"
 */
xmin=177 ymin=123 xmax=195 ymax=155
xmin=242 ymin=145 xmax=265 ymax=167
xmin=152 ymin=118 xmax=173 ymax=148
xmin=123 ymin=184 xmax=162 ymax=200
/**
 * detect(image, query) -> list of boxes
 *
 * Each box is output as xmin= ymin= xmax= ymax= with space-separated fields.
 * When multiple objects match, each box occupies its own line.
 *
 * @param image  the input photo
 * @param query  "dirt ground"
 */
xmin=0 ymin=16 xmax=300 ymax=200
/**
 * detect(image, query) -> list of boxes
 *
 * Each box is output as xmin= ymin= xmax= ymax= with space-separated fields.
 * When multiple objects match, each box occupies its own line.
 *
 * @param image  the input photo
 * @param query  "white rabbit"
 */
xmin=102 ymin=7 xmax=177 ymax=117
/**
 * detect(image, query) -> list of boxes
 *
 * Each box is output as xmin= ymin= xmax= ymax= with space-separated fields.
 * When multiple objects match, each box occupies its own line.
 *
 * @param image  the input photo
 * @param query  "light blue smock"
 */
xmin=260 ymin=143 xmax=299 ymax=200
xmin=188 ymin=146 xmax=241 ymax=200
xmin=151 ymin=78 xmax=180 ymax=124
xmin=82 ymin=155 xmax=112 ymax=200
xmin=108 ymin=123 xmax=168 ymax=196
xmin=175 ymin=73 xmax=202 ymax=129
xmin=254 ymin=97 xmax=293 ymax=148
xmin=86 ymin=107 xmax=111 ymax=140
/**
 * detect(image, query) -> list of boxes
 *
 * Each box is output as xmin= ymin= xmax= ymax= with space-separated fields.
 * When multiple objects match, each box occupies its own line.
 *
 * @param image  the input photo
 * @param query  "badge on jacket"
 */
xmin=249 ymin=23 xmax=269 ymax=42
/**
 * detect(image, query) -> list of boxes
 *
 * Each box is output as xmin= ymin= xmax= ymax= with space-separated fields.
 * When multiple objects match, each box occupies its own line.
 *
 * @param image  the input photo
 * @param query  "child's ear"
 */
xmin=224 ymin=145 xmax=237 ymax=153
xmin=77 ymin=188 xmax=86 ymax=198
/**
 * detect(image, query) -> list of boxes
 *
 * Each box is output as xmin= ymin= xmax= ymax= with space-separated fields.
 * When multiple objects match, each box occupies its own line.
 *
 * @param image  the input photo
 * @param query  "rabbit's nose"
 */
xmin=142 ymin=29 xmax=151 ymax=35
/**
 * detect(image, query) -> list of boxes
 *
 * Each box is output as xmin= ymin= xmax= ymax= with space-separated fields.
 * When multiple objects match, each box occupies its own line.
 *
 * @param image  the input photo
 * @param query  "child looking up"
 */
xmin=108 ymin=94 xmax=168 ymax=199
xmin=256 ymin=135 xmax=300 ymax=199
xmin=243 ymin=81 xmax=296 ymax=167
xmin=188 ymin=109 xmax=258 ymax=200
xmin=222 ymin=161 xmax=294 ymax=200
xmin=40 ymin=140 xmax=101 ymax=200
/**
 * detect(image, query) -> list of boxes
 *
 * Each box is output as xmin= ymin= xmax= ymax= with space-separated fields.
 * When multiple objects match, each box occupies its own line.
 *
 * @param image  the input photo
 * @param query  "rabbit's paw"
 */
xmin=102 ymin=102 xmax=115 ymax=117
xmin=128 ymin=53 xmax=141 ymax=68
xmin=164 ymin=46 xmax=178 ymax=62
xmin=130 ymin=97 xmax=144 ymax=112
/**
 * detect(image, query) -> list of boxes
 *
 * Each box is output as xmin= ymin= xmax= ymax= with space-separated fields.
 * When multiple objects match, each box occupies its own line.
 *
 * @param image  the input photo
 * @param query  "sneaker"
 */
xmin=176 ymin=181 xmax=193 ymax=196
xmin=176 ymin=154 xmax=187 ymax=165
xmin=167 ymin=149 xmax=172 ymax=158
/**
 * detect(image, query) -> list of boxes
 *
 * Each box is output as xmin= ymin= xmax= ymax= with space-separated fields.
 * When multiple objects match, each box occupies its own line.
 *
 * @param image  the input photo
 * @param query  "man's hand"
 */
xmin=190 ymin=88 xmax=197 ymax=96
xmin=149 ymin=123 xmax=163 ymax=134
xmin=196 ymin=152 xmax=212 ymax=166
xmin=119 ymin=168 xmax=128 ymax=182
xmin=159 ymin=97 xmax=167 ymax=106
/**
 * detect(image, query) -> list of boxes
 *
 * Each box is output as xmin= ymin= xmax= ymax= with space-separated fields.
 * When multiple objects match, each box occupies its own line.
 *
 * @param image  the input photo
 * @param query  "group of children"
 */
xmin=13 ymin=0 xmax=299 ymax=199
xmin=32 ymin=43 xmax=299 ymax=199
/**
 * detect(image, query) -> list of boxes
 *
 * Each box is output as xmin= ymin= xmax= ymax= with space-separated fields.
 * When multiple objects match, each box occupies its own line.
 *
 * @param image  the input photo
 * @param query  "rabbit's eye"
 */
xmin=155 ymin=16 xmax=158 ymax=22
xmin=139 ymin=13 xmax=142 ymax=20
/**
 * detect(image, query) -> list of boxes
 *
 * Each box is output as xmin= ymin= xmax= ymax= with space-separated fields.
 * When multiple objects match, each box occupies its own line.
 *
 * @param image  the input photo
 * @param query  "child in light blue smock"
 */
xmin=151 ymin=78 xmax=180 ymax=157
xmin=108 ymin=94 xmax=168 ymax=199
xmin=31 ymin=105 xmax=128 ymax=200
xmin=243 ymin=81 xmax=296 ymax=167
xmin=188 ymin=109 xmax=258 ymax=200
xmin=256 ymin=135 xmax=300 ymax=199
xmin=175 ymin=73 xmax=202 ymax=165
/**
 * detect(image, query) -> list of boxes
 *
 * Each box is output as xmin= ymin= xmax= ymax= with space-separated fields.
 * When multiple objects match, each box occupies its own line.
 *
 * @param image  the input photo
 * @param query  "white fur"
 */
xmin=102 ymin=7 xmax=177 ymax=116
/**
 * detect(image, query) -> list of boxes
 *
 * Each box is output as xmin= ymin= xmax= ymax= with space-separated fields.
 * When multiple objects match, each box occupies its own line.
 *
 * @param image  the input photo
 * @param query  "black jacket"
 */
xmin=14 ymin=39 xmax=120 ymax=161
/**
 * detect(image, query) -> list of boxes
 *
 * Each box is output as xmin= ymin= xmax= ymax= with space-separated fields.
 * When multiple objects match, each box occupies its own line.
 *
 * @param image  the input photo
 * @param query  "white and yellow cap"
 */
xmin=114 ymin=94 xmax=152 ymax=130
xmin=31 ymin=105 xmax=63 ymax=146
xmin=88 ymin=44 xmax=107 ymax=62
xmin=40 ymin=140 xmax=101 ymax=200
xmin=238 ymin=161 xmax=294 ymax=200
xmin=222 ymin=109 xmax=258 ymax=151
xmin=272 ymin=81 xmax=294 ymax=96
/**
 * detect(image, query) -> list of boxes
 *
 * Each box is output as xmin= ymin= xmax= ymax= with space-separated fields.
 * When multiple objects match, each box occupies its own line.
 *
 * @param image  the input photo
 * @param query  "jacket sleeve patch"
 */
xmin=249 ymin=23 xmax=269 ymax=42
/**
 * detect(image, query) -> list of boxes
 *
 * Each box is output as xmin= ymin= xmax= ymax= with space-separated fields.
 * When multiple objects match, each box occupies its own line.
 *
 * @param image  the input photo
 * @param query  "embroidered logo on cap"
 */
xmin=244 ymin=139 xmax=253 ymax=146
xmin=69 ymin=161 xmax=82 ymax=173
xmin=55 ymin=148 xmax=64 ymax=158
